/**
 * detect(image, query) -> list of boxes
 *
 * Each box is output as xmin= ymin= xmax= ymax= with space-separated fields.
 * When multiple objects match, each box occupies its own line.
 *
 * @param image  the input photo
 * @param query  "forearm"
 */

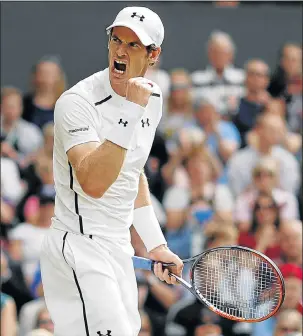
xmin=161 ymin=155 xmax=181 ymax=186
xmin=75 ymin=140 xmax=127 ymax=198
xmin=204 ymin=148 xmax=222 ymax=181
xmin=134 ymin=172 xmax=152 ymax=209
xmin=146 ymin=274 xmax=178 ymax=309
xmin=215 ymin=132 xmax=235 ymax=162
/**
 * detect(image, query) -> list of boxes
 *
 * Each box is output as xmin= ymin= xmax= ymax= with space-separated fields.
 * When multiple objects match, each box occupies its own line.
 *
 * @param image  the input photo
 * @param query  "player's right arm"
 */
xmin=56 ymin=77 xmax=153 ymax=199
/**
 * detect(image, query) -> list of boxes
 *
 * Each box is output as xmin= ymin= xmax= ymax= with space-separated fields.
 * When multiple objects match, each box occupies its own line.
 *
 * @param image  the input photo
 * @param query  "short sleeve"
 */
xmin=55 ymin=93 xmax=100 ymax=153
xmin=8 ymin=223 xmax=27 ymax=241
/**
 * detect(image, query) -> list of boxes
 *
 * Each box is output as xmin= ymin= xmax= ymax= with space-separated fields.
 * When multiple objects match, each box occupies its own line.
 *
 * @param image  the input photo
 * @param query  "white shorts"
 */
xmin=40 ymin=227 xmax=141 ymax=336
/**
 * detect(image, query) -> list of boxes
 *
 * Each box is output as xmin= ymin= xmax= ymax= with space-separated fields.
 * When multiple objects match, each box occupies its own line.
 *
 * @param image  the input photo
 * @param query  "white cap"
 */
xmin=106 ymin=7 xmax=164 ymax=47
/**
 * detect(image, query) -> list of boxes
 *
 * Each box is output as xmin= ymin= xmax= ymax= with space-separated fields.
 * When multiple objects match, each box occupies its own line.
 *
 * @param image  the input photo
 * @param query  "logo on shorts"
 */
xmin=131 ymin=12 xmax=145 ymax=22
xmin=141 ymin=118 xmax=150 ymax=128
xmin=68 ymin=126 xmax=89 ymax=133
xmin=97 ymin=331 xmax=112 ymax=336
xmin=118 ymin=119 xmax=128 ymax=127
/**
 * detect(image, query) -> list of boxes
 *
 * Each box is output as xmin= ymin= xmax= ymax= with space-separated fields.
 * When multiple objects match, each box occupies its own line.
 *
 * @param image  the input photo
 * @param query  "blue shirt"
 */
xmin=251 ymin=316 xmax=276 ymax=336
xmin=164 ymin=226 xmax=192 ymax=261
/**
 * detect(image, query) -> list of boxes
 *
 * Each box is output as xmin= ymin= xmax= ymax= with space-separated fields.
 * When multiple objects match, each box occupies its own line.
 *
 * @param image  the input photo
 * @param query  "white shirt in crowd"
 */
xmin=234 ymin=188 xmax=300 ymax=223
xmin=191 ymin=65 xmax=245 ymax=116
xmin=227 ymin=146 xmax=301 ymax=197
xmin=163 ymin=183 xmax=234 ymax=213
xmin=52 ymin=68 xmax=162 ymax=241
xmin=9 ymin=223 xmax=48 ymax=283
xmin=1 ymin=157 xmax=25 ymax=205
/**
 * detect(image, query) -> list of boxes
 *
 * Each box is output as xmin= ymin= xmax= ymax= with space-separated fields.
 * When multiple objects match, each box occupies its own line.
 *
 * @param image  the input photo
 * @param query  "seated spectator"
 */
xmin=234 ymin=157 xmax=299 ymax=231
xmin=233 ymin=59 xmax=271 ymax=147
xmin=1 ymin=87 xmax=43 ymax=164
xmin=278 ymin=220 xmax=302 ymax=267
xmin=227 ymin=113 xmax=300 ymax=197
xmin=34 ymin=306 xmax=54 ymax=334
xmin=162 ymin=127 xmax=222 ymax=188
xmin=145 ymin=131 xmax=169 ymax=202
xmin=0 ymin=292 xmax=18 ymax=336
xmin=268 ymin=43 xmax=302 ymax=98
xmin=161 ymin=69 xmax=194 ymax=150
xmin=192 ymin=30 xmax=245 ymax=117
xmin=279 ymin=264 xmax=302 ymax=313
xmin=163 ymin=147 xmax=234 ymax=231
xmin=145 ymin=56 xmax=170 ymax=102
xmin=273 ymin=310 xmax=302 ymax=336
xmin=8 ymin=191 xmax=54 ymax=286
xmin=238 ymin=192 xmax=281 ymax=261
xmin=166 ymin=223 xmax=252 ymax=336
xmin=22 ymin=55 xmax=66 ymax=130
xmin=193 ymin=98 xmax=240 ymax=183
xmin=247 ymin=104 xmax=302 ymax=156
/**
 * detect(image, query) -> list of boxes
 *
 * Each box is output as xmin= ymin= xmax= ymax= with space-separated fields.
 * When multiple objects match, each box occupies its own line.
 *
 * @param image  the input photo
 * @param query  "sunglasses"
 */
xmin=254 ymin=171 xmax=275 ymax=178
xmin=255 ymin=203 xmax=276 ymax=210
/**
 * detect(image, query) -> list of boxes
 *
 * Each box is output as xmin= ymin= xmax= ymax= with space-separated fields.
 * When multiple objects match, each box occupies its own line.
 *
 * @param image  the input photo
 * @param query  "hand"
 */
xmin=148 ymin=245 xmax=183 ymax=285
xmin=126 ymin=77 xmax=154 ymax=107
xmin=1 ymin=141 xmax=18 ymax=160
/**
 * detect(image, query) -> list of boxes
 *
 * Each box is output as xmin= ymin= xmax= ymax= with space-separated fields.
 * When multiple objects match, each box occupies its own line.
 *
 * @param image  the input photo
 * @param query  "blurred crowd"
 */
xmin=1 ymin=15 xmax=302 ymax=336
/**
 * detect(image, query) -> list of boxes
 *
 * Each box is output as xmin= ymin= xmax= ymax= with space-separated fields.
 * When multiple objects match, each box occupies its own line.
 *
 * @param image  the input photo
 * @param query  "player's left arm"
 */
xmin=133 ymin=171 xmax=183 ymax=285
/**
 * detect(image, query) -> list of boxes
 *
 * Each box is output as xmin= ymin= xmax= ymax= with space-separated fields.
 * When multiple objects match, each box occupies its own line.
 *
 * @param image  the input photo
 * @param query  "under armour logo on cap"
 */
xmin=131 ymin=12 xmax=145 ymax=21
xmin=97 ymin=331 xmax=112 ymax=336
xmin=118 ymin=119 xmax=128 ymax=127
xmin=141 ymin=118 xmax=150 ymax=128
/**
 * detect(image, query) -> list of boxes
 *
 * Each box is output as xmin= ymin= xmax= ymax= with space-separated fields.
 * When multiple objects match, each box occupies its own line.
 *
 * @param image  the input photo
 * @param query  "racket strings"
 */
xmin=193 ymin=249 xmax=282 ymax=320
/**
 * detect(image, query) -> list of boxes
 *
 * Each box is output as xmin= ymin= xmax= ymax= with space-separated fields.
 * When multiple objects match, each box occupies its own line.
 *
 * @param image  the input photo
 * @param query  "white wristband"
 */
xmin=133 ymin=205 xmax=167 ymax=252
xmin=105 ymin=100 xmax=145 ymax=149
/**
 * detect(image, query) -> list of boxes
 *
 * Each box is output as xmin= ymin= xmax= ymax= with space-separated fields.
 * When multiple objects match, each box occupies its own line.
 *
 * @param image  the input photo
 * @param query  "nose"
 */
xmin=116 ymin=44 xmax=127 ymax=58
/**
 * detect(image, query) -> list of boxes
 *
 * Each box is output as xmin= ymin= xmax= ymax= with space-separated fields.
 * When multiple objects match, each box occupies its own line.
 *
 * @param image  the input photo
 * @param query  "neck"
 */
xmin=110 ymin=79 xmax=127 ymax=97
xmin=3 ymin=119 xmax=15 ymax=131
xmin=215 ymin=67 xmax=225 ymax=77
xmin=35 ymin=88 xmax=56 ymax=99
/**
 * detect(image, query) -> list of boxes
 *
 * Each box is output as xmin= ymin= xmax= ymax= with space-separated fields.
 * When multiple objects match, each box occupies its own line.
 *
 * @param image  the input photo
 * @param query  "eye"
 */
xmin=129 ymin=42 xmax=140 ymax=48
xmin=111 ymin=36 xmax=120 ymax=44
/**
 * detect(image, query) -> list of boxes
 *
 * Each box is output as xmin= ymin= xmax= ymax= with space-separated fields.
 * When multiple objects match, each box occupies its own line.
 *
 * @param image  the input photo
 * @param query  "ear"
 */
xmin=148 ymin=47 xmax=161 ymax=66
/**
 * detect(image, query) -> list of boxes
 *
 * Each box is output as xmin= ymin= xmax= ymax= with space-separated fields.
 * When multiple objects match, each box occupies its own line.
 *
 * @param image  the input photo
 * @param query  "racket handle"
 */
xmin=132 ymin=257 xmax=176 ymax=271
xmin=132 ymin=256 xmax=153 ymax=271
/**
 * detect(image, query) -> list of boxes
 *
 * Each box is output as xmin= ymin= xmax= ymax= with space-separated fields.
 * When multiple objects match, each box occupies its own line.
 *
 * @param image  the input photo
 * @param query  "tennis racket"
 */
xmin=132 ymin=245 xmax=285 ymax=322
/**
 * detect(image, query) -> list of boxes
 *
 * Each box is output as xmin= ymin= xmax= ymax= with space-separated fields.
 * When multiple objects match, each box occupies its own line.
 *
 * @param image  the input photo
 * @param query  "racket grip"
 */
xmin=132 ymin=256 xmax=153 ymax=271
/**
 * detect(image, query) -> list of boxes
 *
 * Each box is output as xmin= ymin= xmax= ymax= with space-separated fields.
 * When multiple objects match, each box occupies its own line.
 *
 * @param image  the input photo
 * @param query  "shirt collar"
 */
xmin=103 ymin=68 xmax=128 ymax=107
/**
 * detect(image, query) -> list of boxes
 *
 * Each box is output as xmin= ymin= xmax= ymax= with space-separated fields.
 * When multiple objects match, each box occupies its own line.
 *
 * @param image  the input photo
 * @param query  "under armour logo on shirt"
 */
xmin=118 ymin=119 xmax=128 ymax=127
xmin=131 ymin=12 xmax=145 ymax=21
xmin=97 ymin=331 xmax=111 ymax=336
xmin=141 ymin=118 xmax=150 ymax=128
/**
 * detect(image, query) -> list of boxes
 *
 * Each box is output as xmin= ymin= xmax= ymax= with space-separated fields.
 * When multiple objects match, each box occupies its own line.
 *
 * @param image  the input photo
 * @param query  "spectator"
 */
xmin=278 ymin=220 xmax=302 ymax=266
xmin=163 ymin=147 xmax=234 ymax=230
xmin=22 ymin=55 xmax=66 ymax=130
xmin=0 ymin=292 xmax=18 ymax=336
xmin=145 ymin=56 xmax=170 ymax=102
xmin=162 ymin=127 xmax=222 ymax=187
xmin=238 ymin=192 xmax=281 ymax=260
xmin=268 ymin=43 xmax=302 ymax=98
xmin=279 ymin=264 xmax=302 ymax=313
xmin=1 ymin=87 xmax=43 ymax=164
xmin=233 ymin=59 xmax=271 ymax=147
xmin=161 ymin=69 xmax=194 ymax=150
xmin=194 ymin=324 xmax=223 ymax=336
xmin=193 ymin=98 xmax=241 ymax=183
xmin=274 ymin=309 xmax=302 ymax=336
xmin=234 ymin=157 xmax=299 ymax=231
xmin=227 ymin=113 xmax=300 ymax=196
xmin=8 ymin=191 xmax=55 ymax=286
xmin=247 ymin=104 xmax=302 ymax=156
xmin=192 ymin=31 xmax=245 ymax=117
xmin=35 ymin=306 xmax=54 ymax=334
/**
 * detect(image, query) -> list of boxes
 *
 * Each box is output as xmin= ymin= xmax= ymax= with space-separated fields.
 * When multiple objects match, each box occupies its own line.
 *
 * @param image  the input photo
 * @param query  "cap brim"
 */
xmin=106 ymin=21 xmax=154 ymax=46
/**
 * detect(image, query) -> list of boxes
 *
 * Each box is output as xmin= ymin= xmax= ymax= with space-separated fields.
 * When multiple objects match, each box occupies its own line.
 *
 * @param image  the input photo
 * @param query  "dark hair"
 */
xmin=251 ymin=192 xmax=281 ymax=233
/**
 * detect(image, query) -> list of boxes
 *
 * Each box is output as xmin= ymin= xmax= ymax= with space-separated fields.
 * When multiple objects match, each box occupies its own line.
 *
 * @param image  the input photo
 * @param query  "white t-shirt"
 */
xmin=52 ymin=68 xmax=162 ymax=241
xmin=9 ymin=223 xmax=48 ymax=283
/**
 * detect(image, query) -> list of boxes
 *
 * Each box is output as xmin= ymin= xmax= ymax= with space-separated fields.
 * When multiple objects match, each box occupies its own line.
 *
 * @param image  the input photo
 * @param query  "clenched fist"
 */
xmin=126 ymin=77 xmax=154 ymax=108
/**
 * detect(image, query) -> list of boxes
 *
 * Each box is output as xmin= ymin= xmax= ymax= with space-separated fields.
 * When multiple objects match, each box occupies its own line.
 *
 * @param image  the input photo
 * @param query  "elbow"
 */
xmin=81 ymin=183 xmax=107 ymax=199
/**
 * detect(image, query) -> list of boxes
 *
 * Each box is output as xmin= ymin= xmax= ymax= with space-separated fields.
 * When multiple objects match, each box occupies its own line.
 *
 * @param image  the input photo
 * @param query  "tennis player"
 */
xmin=40 ymin=6 xmax=183 ymax=336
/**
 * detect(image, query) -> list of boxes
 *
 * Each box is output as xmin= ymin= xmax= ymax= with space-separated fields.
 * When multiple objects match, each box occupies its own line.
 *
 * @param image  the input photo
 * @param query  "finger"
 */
xmin=154 ymin=262 xmax=164 ymax=282
xmin=170 ymin=275 xmax=177 ymax=285
xmin=163 ymin=268 xmax=172 ymax=284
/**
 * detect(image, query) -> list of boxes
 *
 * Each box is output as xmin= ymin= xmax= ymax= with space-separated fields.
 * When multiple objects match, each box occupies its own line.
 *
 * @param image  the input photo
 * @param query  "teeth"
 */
xmin=115 ymin=60 xmax=126 ymax=64
xmin=114 ymin=68 xmax=124 ymax=74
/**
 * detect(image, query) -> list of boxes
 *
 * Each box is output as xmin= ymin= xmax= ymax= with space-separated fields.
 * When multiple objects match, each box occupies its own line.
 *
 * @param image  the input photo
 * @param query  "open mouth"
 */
xmin=113 ymin=60 xmax=127 ymax=74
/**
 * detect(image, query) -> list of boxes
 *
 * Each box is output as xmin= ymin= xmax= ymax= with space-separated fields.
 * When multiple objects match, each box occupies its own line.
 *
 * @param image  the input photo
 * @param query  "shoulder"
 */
xmin=228 ymin=147 xmax=252 ymax=167
xmin=225 ymin=66 xmax=245 ymax=84
xmin=273 ymin=147 xmax=299 ymax=163
xmin=9 ymin=223 xmax=31 ymax=239
xmin=18 ymin=119 xmax=42 ymax=135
